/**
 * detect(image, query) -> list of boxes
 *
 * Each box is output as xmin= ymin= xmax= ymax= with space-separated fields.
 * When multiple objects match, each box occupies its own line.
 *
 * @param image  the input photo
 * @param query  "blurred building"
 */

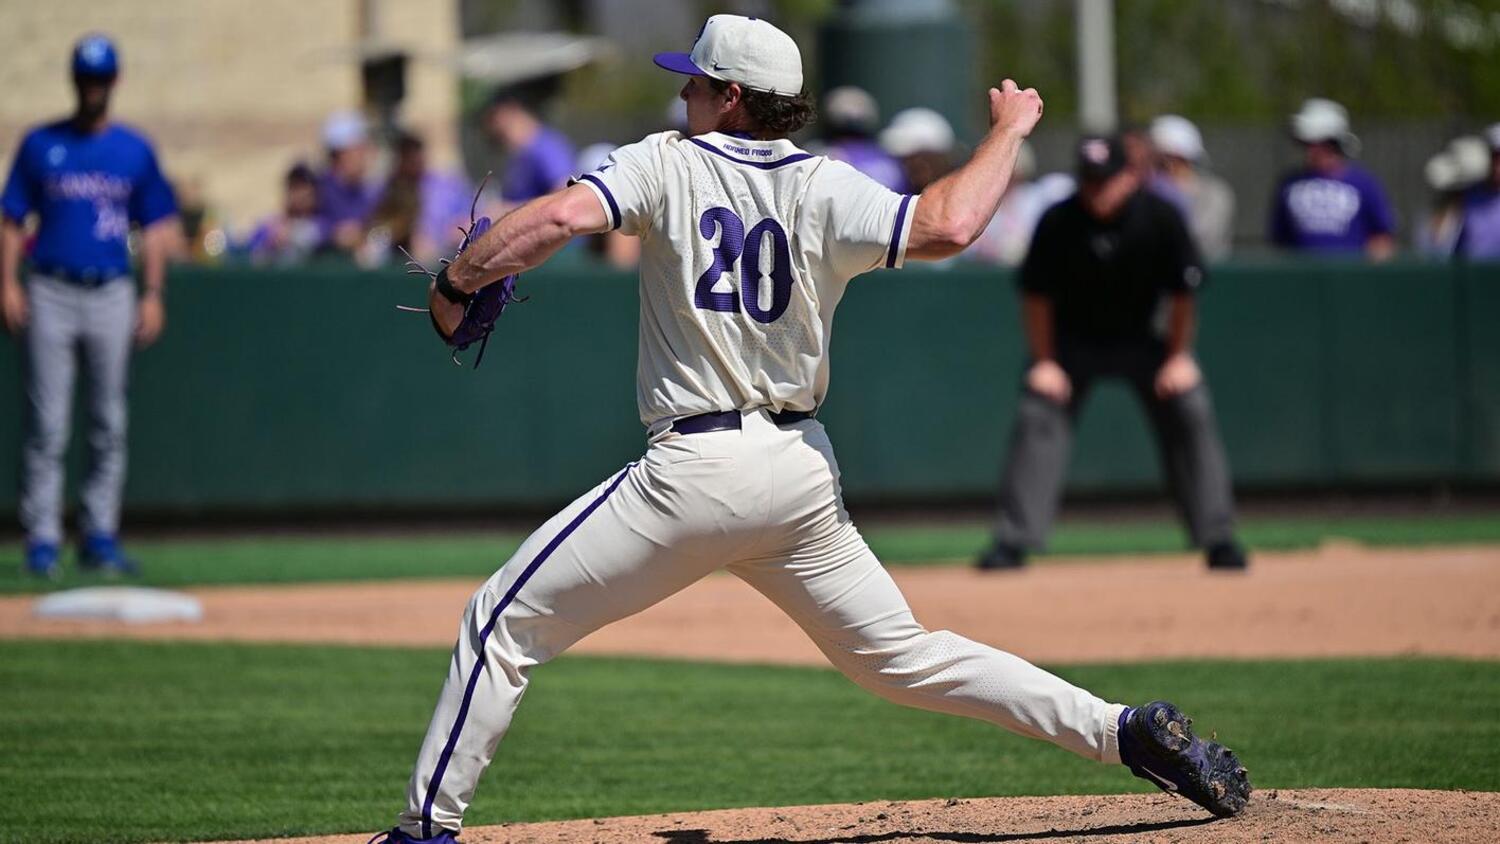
xmin=0 ymin=0 xmax=461 ymax=232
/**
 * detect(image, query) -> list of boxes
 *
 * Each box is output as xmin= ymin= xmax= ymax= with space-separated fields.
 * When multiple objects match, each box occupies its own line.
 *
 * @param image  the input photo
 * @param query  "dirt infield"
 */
xmin=10 ymin=543 xmax=1497 ymax=843
xmin=3 ymin=543 xmax=1497 ymax=664
xmin=214 ymin=789 xmax=1499 ymax=843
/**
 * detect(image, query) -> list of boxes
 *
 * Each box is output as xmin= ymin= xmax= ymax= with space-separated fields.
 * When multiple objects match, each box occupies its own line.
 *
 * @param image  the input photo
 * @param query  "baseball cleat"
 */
xmin=77 ymin=533 xmax=140 ymax=578
xmin=24 ymin=541 xmax=62 ymax=580
xmin=367 ymin=828 xmax=459 ymax=844
xmin=1118 ymin=700 xmax=1251 ymax=817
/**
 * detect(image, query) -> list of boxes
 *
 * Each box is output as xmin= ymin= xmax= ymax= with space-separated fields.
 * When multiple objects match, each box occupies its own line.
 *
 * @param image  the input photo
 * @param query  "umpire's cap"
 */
xmin=1076 ymin=135 xmax=1128 ymax=183
xmin=72 ymin=34 xmax=119 ymax=79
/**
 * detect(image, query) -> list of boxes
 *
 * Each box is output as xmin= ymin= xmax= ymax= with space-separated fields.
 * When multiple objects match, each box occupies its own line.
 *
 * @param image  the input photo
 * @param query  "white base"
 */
xmin=34 ymin=586 xmax=204 ymax=624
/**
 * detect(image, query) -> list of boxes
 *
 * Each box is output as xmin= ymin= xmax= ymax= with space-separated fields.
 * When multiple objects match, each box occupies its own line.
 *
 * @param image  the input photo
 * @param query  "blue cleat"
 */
xmin=1118 ymin=700 xmax=1251 ymax=817
xmin=77 ymin=533 xmax=140 ymax=578
xmin=367 ymin=829 xmax=459 ymax=844
xmin=25 ymin=541 xmax=62 ymax=580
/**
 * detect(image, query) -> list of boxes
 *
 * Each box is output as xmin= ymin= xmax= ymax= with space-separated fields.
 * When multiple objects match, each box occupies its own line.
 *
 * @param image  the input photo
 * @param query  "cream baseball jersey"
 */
xmin=573 ymin=130 xmax=918 ymax=429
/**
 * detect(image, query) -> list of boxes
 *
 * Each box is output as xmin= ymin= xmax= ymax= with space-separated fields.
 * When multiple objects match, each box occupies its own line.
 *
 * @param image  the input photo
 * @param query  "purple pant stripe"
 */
xmin=419 ymin=462 xmax=637 ymax=837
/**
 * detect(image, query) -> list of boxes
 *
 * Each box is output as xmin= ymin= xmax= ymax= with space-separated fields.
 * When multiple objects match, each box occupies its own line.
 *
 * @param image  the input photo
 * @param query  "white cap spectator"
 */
xmin=1151 ymin=115 xmax=1207 ymax=163
xmin=879 ymin=108 xmax=955 ymax=157
xmin=1424 ymin=135 xmax=1492 ymax=191
xmin=323 ymin=111 xmax=369 ymax=152
xmin=824 ymin=86 xmax=880 ymax=135
xmin=1290 ymin=98 xmax=1361 ymax=156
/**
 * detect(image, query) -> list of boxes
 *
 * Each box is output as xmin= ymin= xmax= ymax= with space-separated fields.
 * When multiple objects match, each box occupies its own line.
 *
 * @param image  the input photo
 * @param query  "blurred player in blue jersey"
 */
xmin=1 ymin=34 xmax=178 ymax=579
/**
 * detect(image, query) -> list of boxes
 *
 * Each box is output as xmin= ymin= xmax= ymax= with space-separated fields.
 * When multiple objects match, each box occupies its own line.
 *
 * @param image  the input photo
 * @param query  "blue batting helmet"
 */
xmin=72 ymin=34 xmax=119 ymax=78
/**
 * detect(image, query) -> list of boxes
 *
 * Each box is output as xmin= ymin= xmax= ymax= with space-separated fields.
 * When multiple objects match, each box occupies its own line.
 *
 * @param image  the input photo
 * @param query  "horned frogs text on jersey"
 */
xmin=573 ymin=131 xmax=918 ymax=429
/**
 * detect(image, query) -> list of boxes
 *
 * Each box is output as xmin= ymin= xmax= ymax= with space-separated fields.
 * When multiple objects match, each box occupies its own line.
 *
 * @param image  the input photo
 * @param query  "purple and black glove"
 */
xmin=399 ymin=183 xmax=524 ymax=368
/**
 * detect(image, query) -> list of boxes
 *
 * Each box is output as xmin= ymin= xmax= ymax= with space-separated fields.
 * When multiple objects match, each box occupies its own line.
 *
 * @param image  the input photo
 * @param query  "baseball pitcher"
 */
xmin=373 ymin=16 xmax=1249 ymax=843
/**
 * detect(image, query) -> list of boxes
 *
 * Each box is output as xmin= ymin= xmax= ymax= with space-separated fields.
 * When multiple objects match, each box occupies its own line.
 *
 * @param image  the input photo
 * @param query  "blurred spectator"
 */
xmin=172 ymin=175 xmax=226 ymax=262
xmin=317 ymin=111 xmax=381 ymax=256
xmin=1270 ymin=98 xmax=1396 ymax=260
xmin=486 ymin=86 xmax=575 ymax=205
xmin=1454 ymin=125 xmax=1500 ymax=260
xmin=968 ymin=141 xmax=1051 ymax=265
xmin=244 ymin=163 xmax=322 ymax=265
xmin=1418 ymin=135 xmax=1491 ymax=257
xmin=369 ymin=130 xmax=472 ymax=263
xmin=821 ymin=86 xmax=907 ymax=192
xmin=575 ymin=142 xmax=640 ymax=269
xmin=664 ymin=96 xmax=690 ymax=134
xmin=1122 ymin=122 xmax=1186 ymax=214
xmin=1150 ymin=115 xmax=1236 ymax=261
xmin=976 ymin=135 xmax=1246 ymax=573
xmin=879 ymin=107 xmax=956 ymax=193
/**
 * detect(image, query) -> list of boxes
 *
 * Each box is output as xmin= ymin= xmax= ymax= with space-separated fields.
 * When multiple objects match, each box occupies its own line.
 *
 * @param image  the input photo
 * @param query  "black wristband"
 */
xmin=433 ymin=266 xmax=472 ymax=305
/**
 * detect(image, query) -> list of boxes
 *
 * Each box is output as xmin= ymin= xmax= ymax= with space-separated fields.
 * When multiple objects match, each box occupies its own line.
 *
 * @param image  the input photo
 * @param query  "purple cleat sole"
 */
xmin=1119 ymin=700 xmax=1252 ymax=817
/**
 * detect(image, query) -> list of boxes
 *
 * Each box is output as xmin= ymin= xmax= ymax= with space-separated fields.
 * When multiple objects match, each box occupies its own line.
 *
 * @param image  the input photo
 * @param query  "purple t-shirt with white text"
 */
xmin=1270 ymin=163 xmax=1395 ymax=253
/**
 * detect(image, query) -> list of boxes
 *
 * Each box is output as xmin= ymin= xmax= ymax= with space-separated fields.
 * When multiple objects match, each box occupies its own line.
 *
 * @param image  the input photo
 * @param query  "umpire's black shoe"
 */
xmin=975 ymin=542 xmax=1027 ymax=571
xmin=1205 ymin=541 xmax=1248 ymax=571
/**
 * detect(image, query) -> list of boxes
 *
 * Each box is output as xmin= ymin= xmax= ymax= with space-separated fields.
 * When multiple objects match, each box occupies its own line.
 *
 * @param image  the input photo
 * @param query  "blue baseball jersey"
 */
xmin=2 ymin=120 xmax=177 ymax=279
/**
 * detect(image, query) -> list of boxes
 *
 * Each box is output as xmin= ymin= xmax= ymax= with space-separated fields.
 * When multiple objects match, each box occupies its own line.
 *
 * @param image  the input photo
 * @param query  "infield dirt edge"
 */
xmin=211 ymin=788 xmax=1499 ymax=843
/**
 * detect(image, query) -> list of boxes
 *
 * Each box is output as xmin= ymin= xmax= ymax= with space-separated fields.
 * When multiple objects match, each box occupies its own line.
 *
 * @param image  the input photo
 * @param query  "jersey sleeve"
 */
xmin=129 ymin=143 xmax=178 ymax=226
xmin=1 ymin=133 xmax=42 ymax=224
xmin=569 ymin=134 xmax=666 ymax=237
xmin=809 ymin=160 xmax=918 ymax=278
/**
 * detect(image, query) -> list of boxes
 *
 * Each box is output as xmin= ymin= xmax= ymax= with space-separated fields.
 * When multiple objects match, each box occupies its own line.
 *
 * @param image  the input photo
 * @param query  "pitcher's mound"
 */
xmin=227 ymin=789 xmax=1498 ymax=843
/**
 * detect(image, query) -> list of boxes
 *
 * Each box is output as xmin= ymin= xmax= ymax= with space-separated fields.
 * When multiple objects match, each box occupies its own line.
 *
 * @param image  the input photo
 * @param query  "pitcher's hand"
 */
xmin=988 ymin=79 xmax=1044 ymax=138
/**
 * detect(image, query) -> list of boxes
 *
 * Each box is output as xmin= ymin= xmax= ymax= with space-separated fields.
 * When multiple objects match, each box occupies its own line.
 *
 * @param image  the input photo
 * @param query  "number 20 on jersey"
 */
xmin=695 ymin=206 xmax=794 ymax=324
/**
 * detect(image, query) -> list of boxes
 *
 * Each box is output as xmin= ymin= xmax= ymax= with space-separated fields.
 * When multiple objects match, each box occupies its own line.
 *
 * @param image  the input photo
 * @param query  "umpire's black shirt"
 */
xmin=1020 ymin=189 xmax=1204 ymax=342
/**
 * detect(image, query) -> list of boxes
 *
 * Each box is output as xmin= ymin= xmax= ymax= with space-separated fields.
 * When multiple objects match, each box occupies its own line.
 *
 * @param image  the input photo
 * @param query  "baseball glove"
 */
xmin=398 ymin=180 xmax=524 ymax=368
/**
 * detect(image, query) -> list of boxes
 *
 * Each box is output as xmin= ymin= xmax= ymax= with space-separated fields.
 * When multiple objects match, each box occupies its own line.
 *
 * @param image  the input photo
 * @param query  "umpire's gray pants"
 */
xmin=994 ymin=341 xmax=1237 ymax=550
xmin=19 ymin=275 xmax=136 ymax=544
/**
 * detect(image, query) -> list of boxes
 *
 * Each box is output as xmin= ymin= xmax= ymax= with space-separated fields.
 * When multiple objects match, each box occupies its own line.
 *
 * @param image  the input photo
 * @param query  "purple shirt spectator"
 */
xmin=826 ymin=137 xmax=908 ymax=193
xmin=1455 ymin=185 xmax=1500 ymax=260
xmin=316 ymin=172 xmax=381 ymax=242
xmin=502 ymin=126 xmax=575 ymax=203
xmin=1270 ymin=164 xmax=1396 ymax=253
xmin=416 ymin=170 xmax=475 ymax=253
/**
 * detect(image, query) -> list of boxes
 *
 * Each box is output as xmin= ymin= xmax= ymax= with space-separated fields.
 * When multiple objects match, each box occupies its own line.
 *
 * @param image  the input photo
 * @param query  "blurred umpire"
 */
xmin=1 ymin=35 xmax=177 ymax=579
xmin=976 ymin=136 xmax=1247 ymax=571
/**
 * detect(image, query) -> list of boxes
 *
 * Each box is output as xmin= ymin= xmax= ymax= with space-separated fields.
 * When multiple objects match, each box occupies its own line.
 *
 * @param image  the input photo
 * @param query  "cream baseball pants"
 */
xmin=400 ymin=409 xmax=1125 ymax=837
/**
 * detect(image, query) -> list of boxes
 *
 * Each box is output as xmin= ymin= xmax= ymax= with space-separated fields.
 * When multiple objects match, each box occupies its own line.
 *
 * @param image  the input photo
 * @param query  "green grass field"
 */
xmin=2 ymin=512 xmax=1497 ymax=594
xmin=2 ymin=640 xmax=1497 ymax=844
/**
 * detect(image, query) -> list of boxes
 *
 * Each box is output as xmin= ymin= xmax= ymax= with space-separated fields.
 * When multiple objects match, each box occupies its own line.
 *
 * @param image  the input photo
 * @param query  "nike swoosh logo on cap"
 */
xmin=712 ymin=62 xmax=731 ymax=71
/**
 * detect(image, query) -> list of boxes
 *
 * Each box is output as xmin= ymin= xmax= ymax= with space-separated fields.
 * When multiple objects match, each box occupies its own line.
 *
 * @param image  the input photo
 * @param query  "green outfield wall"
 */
xmin=0 ymin=259 xmax=1494 ymax=517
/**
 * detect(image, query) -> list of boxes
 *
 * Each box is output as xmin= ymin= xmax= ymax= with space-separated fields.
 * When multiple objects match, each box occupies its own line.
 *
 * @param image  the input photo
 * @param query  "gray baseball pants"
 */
xmin=994 ymin=339 xmax=1237 ymax=550
xmin=19 ymin=275 xmax=136 ymax=544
